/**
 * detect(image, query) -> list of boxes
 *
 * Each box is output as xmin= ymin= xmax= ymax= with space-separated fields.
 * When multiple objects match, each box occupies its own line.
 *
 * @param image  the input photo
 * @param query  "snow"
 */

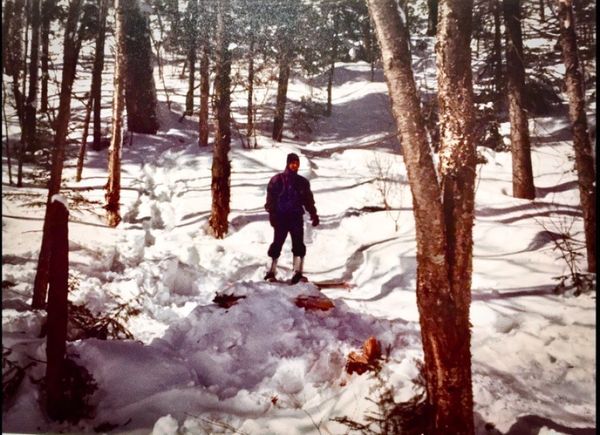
xmin=2 ymin=37 xmax=596 ymax=435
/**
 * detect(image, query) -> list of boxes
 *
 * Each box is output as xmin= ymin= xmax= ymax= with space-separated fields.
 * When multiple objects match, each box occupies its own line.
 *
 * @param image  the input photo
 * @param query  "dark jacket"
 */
xmin=265 ymin=167 xmax=317 ymax=220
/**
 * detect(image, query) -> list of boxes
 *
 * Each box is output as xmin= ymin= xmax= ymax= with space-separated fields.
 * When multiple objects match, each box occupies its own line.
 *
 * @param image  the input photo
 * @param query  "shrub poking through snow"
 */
xmin=45 ymin=355 xmax=98 ymax=423
xmin=537 ymin=214 xmax=596 ymax=296
xmin=2 ymin=347 xmax=34 ymax=411
xmin=335 ymin=358 xmax=433 ymax=435
xmin=66 ymin=301 xmax=137 ymax=341
xmin=345 ymin=336 xmax=382 ymax=375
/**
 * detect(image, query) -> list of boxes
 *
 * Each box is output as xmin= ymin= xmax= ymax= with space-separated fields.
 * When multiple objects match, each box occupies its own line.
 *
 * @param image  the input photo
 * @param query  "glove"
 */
xmin=311 ymin=214 xmax=319 ymax=227
xmin=269 ymin=213 xmax=277 ymax=227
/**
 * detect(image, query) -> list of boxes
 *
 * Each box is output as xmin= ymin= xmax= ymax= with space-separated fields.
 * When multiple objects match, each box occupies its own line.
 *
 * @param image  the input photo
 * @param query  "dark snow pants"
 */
xmin=268 ymin=214 xmax=306 ymax=259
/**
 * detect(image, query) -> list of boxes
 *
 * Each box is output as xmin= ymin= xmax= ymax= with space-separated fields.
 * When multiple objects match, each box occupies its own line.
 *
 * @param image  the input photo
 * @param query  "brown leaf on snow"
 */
xmin=345 ymin=336 xmax=382 ymax=375
xmin=295 ymin=295 xmax=335 ymax=311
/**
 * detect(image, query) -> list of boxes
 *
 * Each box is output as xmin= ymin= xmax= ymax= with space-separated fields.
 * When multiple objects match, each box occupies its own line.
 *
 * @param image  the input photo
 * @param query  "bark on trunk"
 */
xmin=40 ymin=0 xmax=55 ymax=113
xmin=326 ymin=61 xmax=334 ymax=117
xmin=76 ymin=92 xmax=93 ymax=182
xmin=272 ymin=49 xmax=291 ymax=142
xmin=23 ymin=0 xmax=41 ymax=152
xmin=503 ymin=0 xmax=536 ymax=199
xmin=368 ymin=0 xmax=475 ymax=433
xmin=185 ymin=45 xmax=196 ymax=115
xmin=106 ymin=0 xmax=126 ymax=228
xmin=198 ymin=0 xmax=210 ymax=148
xmin=434 ymin=0 xmax=476 ymax=430
xmin=557 ymin=0 xmax=596 ymax=273
xmin=427 ymin=0 xmax=438 ymax=36
xmin=5 ymin=0 xmax=25 ymax=124
xmin=492 ymin=0 xmax=503 ymax=106
xmin=326 ymin=15 xmax=338 ymax=117
xmin=91 ymin=0 xmax=108 ymax=151
xmin=122 ymin=0 xmax=159 ymax=134
xmin=2 ymin=1 xmax=14 ymax=73
xmin=45 ymin=198 xmax=69 ymax=421
xmin=247 ymin=36 xmax=255 ymax=146
xmin=3 ymin=84 xmax=14 ymax=185
xmin=32 ymin=0 xmax=82 ymax=309
xmin=209 ymin=0 xmax=231 ymax=238
xmin=184 ymin=0 xmax=198 ymax=116
xmin=199 ymin=45 xmax=210 ymax=146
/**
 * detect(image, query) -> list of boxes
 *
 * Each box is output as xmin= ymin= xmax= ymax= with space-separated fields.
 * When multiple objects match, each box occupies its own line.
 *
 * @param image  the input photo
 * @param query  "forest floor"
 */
xmin=2 ymin=51 xmax=596 ymax=434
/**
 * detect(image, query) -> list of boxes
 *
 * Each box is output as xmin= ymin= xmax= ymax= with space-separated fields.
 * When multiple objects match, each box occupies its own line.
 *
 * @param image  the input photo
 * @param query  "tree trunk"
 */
xmin=185 ymin=44 xmax=196 ymax=116
xmin=76 ymin=92 xmax=93 ymax=182
xmin=557 ymin=0 xmax=596 ymax=273
xmin=362 ymin=15 xmax=376 ymax=82
xmin=3 ymin=84 xmax=14 ymax=185
xmin=198 ymin=0 xmax=210 ymax=147
xmin=539 ymin=0 xmax=545 ymax=22
xmin=426 ymin=0 xmax=438 ymax=36
xmin=503 ymin=0 xmax=535 ymax=199
xmin=2 ymin=1 xmax=14 ymax=74
xmin=247 ymin=36 xmax=255 ymax=147
xmin=209 ymin=0 xmax=231 ymax=238
xmin=326 ymin=61 xmax=334 ymax=117
xmin=32 ymin=0 xmax=82 ymax=309
xmin=272 ymin=49 xmax=291 ymax=142
xmin=434 ymin=0 xmax=476 ymax=430
xmin=40 ymin=0 xmax=55 ymax=113
xmin=5 ymin=0 xmax=25 ymax=124
xmin=122 ymin=0 xmax=159 ymax=134
xmin=91 ymin=0 xmax=108 ymax=151
xmin=199 ymin=44 xmax=210 ymax=146
xmin=184 ymin=0 xmax=198 ymax=116
xmin=368 ymin=0 xmax=476 ymax=433
xmin=326 ymin=13 xmax=339 ymax=118
xmin=492 ymin=0 xmax=503 ymax=106
xmin=23 ymin=0 xmax=41 ymax=152
xmin=17 ymin=0 xmax=30 ymax=187
xmin=106 ymin=0 xmax=126 ymax=228
xmin=44 ymin=197 xmax=69 ymax=421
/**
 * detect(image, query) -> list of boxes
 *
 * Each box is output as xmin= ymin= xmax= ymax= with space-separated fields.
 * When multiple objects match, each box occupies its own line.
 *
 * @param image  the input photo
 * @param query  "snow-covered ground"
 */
xmin=2 ymin=49 xmax=596 ymax=435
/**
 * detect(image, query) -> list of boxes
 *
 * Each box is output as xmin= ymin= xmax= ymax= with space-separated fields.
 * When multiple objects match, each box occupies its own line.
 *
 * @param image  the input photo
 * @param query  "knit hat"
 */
xmin=286 ymin=153 xmax=300 ymax=165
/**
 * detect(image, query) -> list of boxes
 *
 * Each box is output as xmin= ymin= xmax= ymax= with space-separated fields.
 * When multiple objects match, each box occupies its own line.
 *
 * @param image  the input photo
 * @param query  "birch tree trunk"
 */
xmin=557 ymin=0 xmax=596 ymax=273
xmin=32 ymin=0 xmax=82 ymax=309
xmin=91 ymin=0 xmax=108 ymax=150
xmin=209 ymin=0 xmax=231 ymax=238
xmin=503 ymin=0 xmax=535 ymax=199
xmin=106 ymin=0 xmax=126 ymax=228
xmin=368 ymin=0 xmax=475 ymax=432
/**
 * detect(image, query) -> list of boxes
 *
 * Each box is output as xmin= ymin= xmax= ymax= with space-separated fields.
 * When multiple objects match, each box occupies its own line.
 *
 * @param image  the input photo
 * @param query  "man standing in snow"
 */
xmin=264 ymin=153 xmax=319 ymax=284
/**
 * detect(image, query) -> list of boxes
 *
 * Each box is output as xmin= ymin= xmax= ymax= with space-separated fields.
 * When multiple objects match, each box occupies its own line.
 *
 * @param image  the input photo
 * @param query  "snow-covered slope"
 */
xmin=2 ymin=58 xmax=595 ymax=434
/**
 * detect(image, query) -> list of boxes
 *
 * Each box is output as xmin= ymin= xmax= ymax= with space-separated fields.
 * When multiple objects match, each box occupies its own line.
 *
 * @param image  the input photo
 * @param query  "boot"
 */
xmin=290 ymin=256 xmax=305 ymax=284
xmin=264 ymin=258 xmax=278 ymax=281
